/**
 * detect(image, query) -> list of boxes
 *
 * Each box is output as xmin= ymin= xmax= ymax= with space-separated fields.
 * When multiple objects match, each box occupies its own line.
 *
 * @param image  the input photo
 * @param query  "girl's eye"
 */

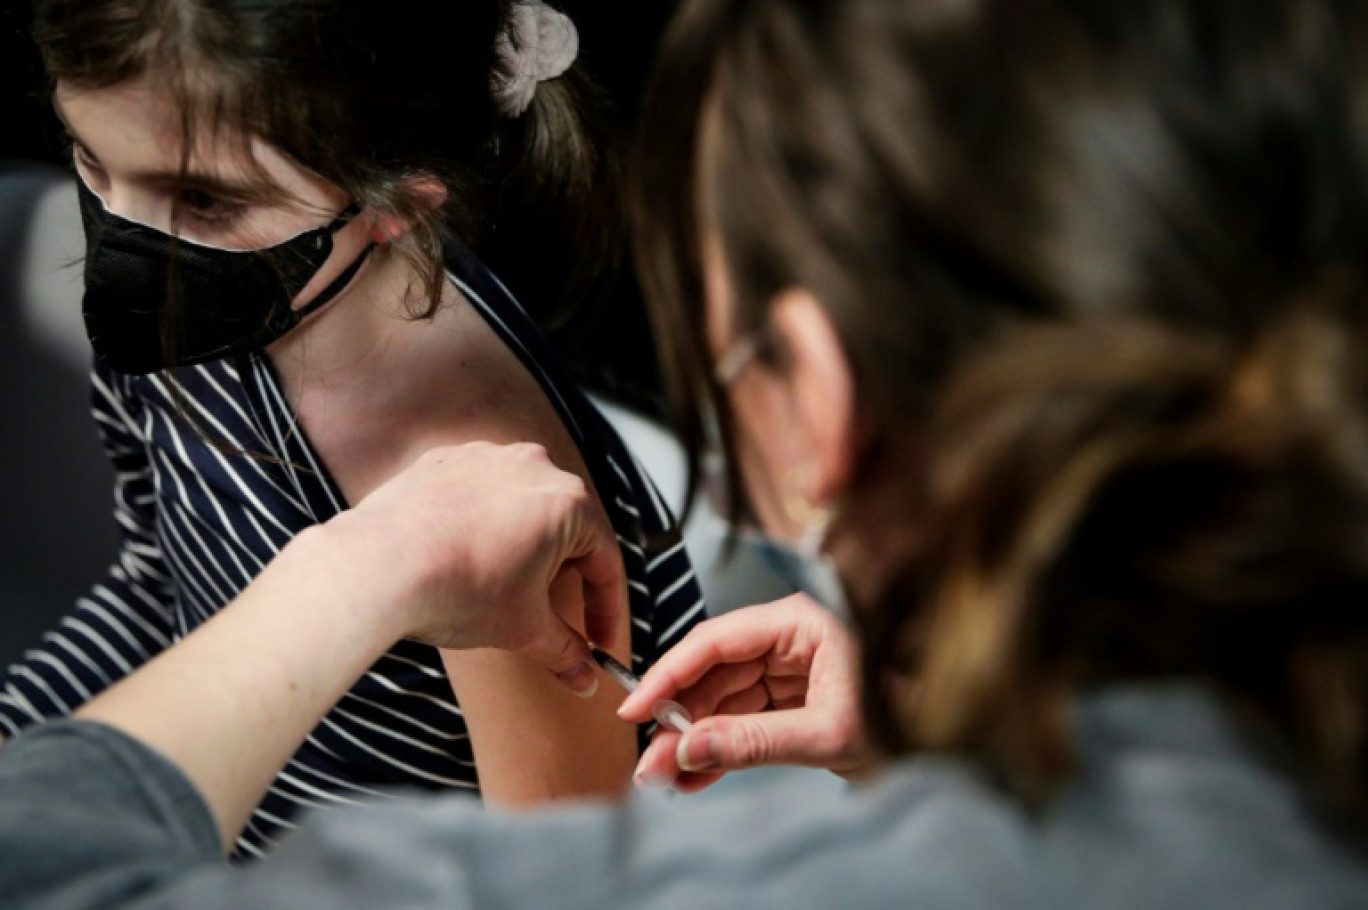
xmin=178 ymin=187 xmax=246 ymax=226
xmin=71 ymin=142 xmax=105 ymax=179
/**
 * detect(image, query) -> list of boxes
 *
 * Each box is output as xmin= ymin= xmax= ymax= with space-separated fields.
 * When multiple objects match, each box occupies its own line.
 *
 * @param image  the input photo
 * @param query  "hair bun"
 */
xmin=491 ymin=1 xmax=580 ymax=117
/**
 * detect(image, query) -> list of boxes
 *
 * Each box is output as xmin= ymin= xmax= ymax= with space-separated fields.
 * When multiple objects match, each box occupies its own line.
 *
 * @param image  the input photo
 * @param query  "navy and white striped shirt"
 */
xmin=0 ymin=244 xmax=705 ymax=858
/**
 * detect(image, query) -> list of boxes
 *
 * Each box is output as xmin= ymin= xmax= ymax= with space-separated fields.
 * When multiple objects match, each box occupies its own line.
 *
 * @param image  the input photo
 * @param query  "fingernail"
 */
xmin=631 ymin=755 xmax=651 ymax=782
xmin=631 ymin=752 xmax=675 ymax=791
xmin=676 ymin=732 xmax=719 ymax=773
xmin=556 ymin=662 xmax=599 ymax=698
xmin=633 ymin=769 xmax=675 ymax=791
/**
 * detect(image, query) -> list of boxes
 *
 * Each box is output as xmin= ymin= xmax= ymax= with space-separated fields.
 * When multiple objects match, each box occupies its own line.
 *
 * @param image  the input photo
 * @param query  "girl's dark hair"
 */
xmin=633 ymin=0 xmax=1368 ymax=813
xmin=33 ymin=0 xmax=622 ymax=330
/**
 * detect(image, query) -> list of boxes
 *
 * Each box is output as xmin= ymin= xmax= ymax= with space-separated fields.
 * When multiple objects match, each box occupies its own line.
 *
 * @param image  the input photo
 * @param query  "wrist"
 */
xmin=275 ymin=522 xmax=417 ymax=648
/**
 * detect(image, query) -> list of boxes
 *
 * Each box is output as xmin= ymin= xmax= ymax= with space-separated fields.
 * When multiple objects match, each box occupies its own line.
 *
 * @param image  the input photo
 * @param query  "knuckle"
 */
xmin=726 ymin=720 xmax=775 ymax=768
xmin=548 ymin=476 xmax=593 ymax=522
xmin=512 ymin=441 xmax=550 ymax=462
xmin=556 ymin=472 xmax=590 ymax=502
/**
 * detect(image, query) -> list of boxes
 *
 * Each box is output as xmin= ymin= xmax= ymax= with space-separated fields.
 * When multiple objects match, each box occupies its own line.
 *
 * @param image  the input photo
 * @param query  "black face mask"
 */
xmin=77 ymin=177 xmax=374 ymax=375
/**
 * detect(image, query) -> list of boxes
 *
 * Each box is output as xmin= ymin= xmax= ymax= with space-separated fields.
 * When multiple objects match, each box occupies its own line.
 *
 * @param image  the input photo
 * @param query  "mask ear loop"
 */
xmin=781 ymin=472 xmax=835 ymax=553
xmin=290 ymin=202 xmax=373 ymax=319
xmin=327 ymin=203 xmax=364 ymax=230
xmin=292 ymin=241 xmax=376 ymax=320
xmin=781 ymin=479 xmax=852 ymax=619
xmin=799 ymin=509 xmax=834 ymax=560
xmin=303 ymin=203 xmax=364 ymax=249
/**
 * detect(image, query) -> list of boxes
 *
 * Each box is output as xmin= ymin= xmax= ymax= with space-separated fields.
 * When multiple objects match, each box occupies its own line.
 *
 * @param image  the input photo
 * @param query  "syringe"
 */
xmin=589 ymin=646 xmax=694 ymax=733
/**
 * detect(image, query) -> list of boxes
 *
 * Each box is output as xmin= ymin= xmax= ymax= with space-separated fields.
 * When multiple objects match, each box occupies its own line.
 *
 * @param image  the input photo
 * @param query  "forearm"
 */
xmin=75 ymin=524 xmax=409 ymax=850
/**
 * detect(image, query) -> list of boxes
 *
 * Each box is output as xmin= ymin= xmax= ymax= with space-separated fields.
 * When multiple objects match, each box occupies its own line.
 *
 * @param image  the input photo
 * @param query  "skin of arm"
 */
xmin=281 ymin=281 xmax=644 ymax=808
xmin=70 ymin=442 xmax=624 ymax=850
xmin=439 ymin=566 xmax=637 ymax=806
xmin=75 ymin=522 xmax=410 ymax=847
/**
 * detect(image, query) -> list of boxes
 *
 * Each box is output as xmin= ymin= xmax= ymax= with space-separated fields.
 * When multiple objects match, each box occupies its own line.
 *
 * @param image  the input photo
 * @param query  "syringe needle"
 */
xmin=590 ymin=645 xmax=694 ymax=734
xmin=590 ymin=645 xmax=638 ymax=693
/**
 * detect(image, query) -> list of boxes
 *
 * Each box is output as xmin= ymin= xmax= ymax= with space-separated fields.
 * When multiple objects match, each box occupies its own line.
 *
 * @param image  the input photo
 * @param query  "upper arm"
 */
xmin=439 ymin=567 xmax=637 ymax=807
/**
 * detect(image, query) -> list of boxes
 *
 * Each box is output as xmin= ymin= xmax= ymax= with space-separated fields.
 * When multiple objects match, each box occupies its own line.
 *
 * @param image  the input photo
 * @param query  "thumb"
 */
xmin=632 ymin=730 xmax=726 ymax=794
xmin=573 ymin=548 xmax=627 ymax=654
xmin=560 ymin=499 xmax=627 ymax=652
xmin=519 ymin=614 xmax=598 ymax=697
xmin=676 ymin=711 xmax=836 ymax=774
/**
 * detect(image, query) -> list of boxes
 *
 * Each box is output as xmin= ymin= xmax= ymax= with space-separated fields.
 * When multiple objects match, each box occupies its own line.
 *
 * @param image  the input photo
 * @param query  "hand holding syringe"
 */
xmin=590 ymin=646 xmax=694 ymax=733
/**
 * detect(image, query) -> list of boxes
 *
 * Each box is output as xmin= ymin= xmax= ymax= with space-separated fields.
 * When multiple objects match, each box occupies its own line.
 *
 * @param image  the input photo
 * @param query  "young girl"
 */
xmin=0 ymin=0 xmax=704 ymax=858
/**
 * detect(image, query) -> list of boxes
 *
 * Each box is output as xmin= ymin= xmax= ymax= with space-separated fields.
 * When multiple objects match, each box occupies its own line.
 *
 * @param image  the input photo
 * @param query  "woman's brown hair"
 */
xmin=633 ymin=0 xmax=1368 ymax=812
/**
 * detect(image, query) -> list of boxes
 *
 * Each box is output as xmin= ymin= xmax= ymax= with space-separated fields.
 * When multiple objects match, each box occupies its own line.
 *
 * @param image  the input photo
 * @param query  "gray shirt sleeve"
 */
xmin=0 ymin=720 xmax=221 ymax=909
xmin=0 ymin=720 xmax=1054 ymax=910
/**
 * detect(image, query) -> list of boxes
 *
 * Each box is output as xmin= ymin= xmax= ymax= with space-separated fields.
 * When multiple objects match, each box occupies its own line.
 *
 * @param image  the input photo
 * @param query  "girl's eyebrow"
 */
xmin=53 ymin=98 xmax=277 ymax=203
xmin=144 ymin=171 xmax=275 ymax=204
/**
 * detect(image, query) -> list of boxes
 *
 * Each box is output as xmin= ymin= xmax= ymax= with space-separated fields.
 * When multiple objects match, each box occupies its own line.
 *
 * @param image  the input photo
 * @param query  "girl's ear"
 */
xmin=368 ymin=217 xmax=406 ymax=243
xmin=769 ymin=288 xmax=856 ymax=506
xmin=368 ymin=175 xmax=449 ymax=243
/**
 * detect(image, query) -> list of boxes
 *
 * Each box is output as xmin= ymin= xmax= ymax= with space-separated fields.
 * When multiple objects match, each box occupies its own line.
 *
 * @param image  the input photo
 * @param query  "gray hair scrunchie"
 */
xmin=490 ymin=2 xmax=580 ymax=118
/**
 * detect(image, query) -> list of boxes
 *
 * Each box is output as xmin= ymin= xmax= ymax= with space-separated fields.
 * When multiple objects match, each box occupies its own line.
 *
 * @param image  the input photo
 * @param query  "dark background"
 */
xmin=0 ymin=4 xmax=57 ymax=164
xmin=538 ymin=1 xmax=682 ymax=421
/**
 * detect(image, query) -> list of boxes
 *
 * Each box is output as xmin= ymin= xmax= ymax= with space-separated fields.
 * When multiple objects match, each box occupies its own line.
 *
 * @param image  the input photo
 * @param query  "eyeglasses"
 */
xmin=712 ymin=332 xmax=766 ymax=387
xmin=704 ymin=329 xmax=771 ymax=527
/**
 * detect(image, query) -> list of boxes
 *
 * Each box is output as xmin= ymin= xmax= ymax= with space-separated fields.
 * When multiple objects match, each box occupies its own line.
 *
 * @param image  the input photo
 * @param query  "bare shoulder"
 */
xmin=286 ymin=279 xmax=597 ymax=508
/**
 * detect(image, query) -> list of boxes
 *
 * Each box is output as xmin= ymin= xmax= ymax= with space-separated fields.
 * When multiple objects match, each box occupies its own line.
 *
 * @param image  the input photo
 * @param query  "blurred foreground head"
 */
xmin=635 ymin=0 xmax=1368 ymax=812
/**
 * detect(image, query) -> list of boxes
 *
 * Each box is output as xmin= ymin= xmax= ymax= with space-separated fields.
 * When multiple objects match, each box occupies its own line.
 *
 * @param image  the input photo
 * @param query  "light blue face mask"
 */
xmin=750 ymin=523 xmax=851 ymax=623
xmin=704 ymin=343 xmax=851 ymax=620
xmin=701 ymin=445 xmax=852 ymax=622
